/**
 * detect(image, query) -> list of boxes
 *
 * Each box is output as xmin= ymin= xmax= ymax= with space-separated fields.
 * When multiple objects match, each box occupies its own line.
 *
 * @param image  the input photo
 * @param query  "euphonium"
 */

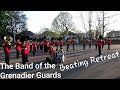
xmin=4 ymin=35 xmax=13 ymax=45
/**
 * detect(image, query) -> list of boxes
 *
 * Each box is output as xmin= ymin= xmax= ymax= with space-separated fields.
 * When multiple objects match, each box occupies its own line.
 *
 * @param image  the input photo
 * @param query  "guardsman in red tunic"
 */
xmin=101 ymin=39 xmax=105 ymax=49
xmin=59 ymin=39 xmax=63 ymax=48
xmin=72 ymin=37 xmax=76 ymax=50
xmin=32 ymin=40 xmax=37 ymax=55
xmin=66 ymin=38 xmax=70 ymax=51
xmin=50 ymin=40 xmax=55 ymax=47
xmin=43 ymin=37 xmax=49 ymax=53
xmin=37 ymin=41 xmax=39 ymax=50
xmin=82 ymin=38 xmax=86 ymax=50
xmin=97 ymin=38 xmax=102 ymax=56
xmin=88 ymin=40 xmax=92 ymax=49
xmin=49 ymin=38 xmax=55 ymax=54
xmin=48 ymin=46 xmax=56 ymax=61
xmin=15 ymin=39 xmax=21 ymax=59
xmin=26 ymin=40 xmax=30 ymax=62
xmin=2 ymin=40 xmax=11 ymax=65
xmin=107 ymin=38 xmax=112 ymax=50
xmin=40 ymin=41 xmax=44 ymax=51
xmin=95 ymin=39 xmax=97 ymax=50
xmin=21 ymin=41 xmax=29 ymax=64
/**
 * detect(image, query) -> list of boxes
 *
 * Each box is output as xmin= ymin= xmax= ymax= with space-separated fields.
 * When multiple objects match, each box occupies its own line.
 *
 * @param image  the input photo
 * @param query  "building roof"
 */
xmin=107 ymin=31 xmax=120 ymax=34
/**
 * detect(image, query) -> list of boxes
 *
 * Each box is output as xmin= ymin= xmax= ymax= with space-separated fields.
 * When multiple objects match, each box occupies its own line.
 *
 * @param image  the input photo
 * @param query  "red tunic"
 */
xmin=32 ymin=42 xmax=37 ymax=49
xmin=50 ymin=41 xmax=55 ymax=46
xmin=59 ymin=40 xmax=63 ymax=45
xmin=30 ymin=41 xmax=32 ymax=46
xmin=102 ymin=40 xmax=105 ymax=44
xmin=97 ymin=40 xmax=102 ymax=48
xmin=3 ymin=43 xmax=11 ymax=53
xmin=49 ymin=46 xmax=55 ymax=55
xmin=55 ymin=41 xmax=59 ymax=46
xmin=88 ymin=40 xmax=91 ymax=44
xmin=95 ymin=40 xmax=97 ymax=44
xmin=15 ymin=41 xmax=21 ymax=50
xmin=82 ymin=40 xmax=85 ymax=44
xmin=72 ymin=39 xmax=76 ymax=44
xmin=26 ymin=43 xmax=30 ymax=52
xmin=43 ymin=39 xmax=49 ymax=47
xmin=66 ymin=40 xmax=70 ymax=44
xmin=107 ymin=40 xmax=112 ymax=45
xmin=40 ymin=42 xmax=44 ymax=46
xmin=21 ymin=43 xmax=29 ymax=54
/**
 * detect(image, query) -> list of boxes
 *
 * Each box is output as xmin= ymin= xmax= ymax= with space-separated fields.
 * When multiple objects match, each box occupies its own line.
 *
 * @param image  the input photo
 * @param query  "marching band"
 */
xmin=0 ymin=35 xmax=112 ymax=65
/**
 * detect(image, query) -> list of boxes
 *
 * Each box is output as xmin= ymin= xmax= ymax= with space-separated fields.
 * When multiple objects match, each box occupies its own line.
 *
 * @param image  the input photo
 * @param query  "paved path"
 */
xmin=0 ymin=44 xmax=120 ymax=79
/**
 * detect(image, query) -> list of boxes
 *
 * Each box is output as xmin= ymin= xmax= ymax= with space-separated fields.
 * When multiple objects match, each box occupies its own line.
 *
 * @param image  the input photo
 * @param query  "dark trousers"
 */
xmin=67 ymin=44 xmax=69 ymax=51
xmin=83 ymin=44 xmax=85 ymax=49
xmin=98 ymin=47 xmax=101 ymax=56
xmin=40 ymin=46 xmax=43 ymax=51
xmin=30 ymin=45 xmax=32 ymax=51
xmin=89 ymin=44 xmax=91 ymax=49
xmin=5 ymin=52 xmax=10 ymax=64
xmin=95 ymin=44 xmax=97 ymax=49
xmin=26 ymin=54 xmax=29 ymax=62
xmin=60 ymin=45 xmax=63 ymax=48
xmin=22 ymin=54 xmax=27 ymax=64
xmin=73 ymin=44 xmax=75 ymax=50
xmin=16 ymin=50 xmax=20 ymax=59
xmin=47 ymin=47 xmax=49 ymax=52
xmin=102 ymin=44 xmax=104 ymax=49
xmin=108 ymin=44 xmax=110 ymax=50
xmin=44 ymin=46 xmax=48 ymax=53
xmin=37 ymin=45 xmax=39 ymax=50
xmin=33 ymin=48 xmax=36 ymax=55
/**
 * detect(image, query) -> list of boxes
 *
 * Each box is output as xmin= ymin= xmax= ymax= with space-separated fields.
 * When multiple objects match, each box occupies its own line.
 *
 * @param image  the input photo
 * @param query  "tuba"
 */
xmin=4 ymin=35 xmax=13 ymax=45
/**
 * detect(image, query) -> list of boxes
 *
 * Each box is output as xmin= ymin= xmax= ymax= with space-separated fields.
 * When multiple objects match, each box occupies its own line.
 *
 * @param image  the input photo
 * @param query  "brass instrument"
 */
xmin=4 ymin=35 xmax=13 ymax=45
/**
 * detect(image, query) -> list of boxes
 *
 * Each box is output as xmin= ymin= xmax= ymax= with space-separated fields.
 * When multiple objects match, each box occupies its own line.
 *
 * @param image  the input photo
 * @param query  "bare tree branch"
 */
xmin=80 ymin=12 xmax=87 ymax=32
xmin=51 ymin=12 xmax=75 ymax=36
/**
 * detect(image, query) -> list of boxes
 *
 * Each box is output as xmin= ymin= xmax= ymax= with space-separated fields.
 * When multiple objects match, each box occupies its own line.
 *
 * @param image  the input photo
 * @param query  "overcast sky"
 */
xmin=24 ymin=11 xmax=120 ymax=34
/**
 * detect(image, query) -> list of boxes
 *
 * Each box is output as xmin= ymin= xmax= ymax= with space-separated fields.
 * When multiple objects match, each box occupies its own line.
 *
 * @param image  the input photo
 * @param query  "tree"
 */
xmin=88 ymin=11 xmax=93 ymax=40
xmin=96 ymin=11 xmax=118 ymax=37
xmin=0 ymin=11 xmax=28 ymax=42
xmin=0 ymin=11 xmax=11 ymax=36
xmin=7 ymin=11 xmax=28 ymax=41
xmin=51 ymin=12 xmax=76 ymax=36
xmin=80 ymin=11 xmax=93 ymax=39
